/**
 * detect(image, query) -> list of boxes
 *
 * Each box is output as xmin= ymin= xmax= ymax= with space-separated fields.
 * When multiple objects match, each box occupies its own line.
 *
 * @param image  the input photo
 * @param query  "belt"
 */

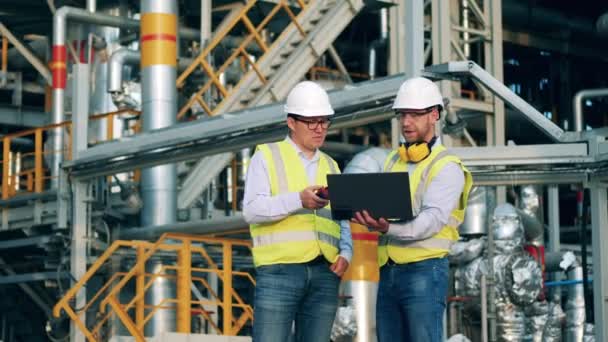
xmin=304 ymin=255 xmax=328 ymax=265
xmin=386 ymin=258 xmax=398 ymax=266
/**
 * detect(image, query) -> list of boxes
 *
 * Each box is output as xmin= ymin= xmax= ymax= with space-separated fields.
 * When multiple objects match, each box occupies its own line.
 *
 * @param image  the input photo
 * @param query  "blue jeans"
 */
xmin=376 ymin=257 xmax=448 ymax=342
xmin=253 ymin=259 xmax=340 ymax=342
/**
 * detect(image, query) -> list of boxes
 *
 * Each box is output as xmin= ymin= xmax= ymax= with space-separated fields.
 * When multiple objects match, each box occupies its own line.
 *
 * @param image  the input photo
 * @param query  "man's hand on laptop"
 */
xmin=353 ymin=210 xmax=390 ymax=233
xmin=300 ymin=185 xmax=329 ymax=210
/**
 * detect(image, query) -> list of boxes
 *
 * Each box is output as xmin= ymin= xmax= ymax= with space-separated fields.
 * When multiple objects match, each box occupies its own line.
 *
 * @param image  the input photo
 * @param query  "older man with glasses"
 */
xmin=243 ymin=81 xmax=352 ymax=342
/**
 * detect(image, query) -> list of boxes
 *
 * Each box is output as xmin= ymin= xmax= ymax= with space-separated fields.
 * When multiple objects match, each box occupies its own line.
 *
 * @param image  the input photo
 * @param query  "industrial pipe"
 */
xmin=107 ymin=48 xmax=194 ymax=93
xmin=573 ymin=88 xmax=608 ymax=132
xmin=140 ymin=0 xmax=179 ymax=334
xmin=368 ymin=8 xmax=388 ymax=80
xmin=50 ymin=6 xmax=200 ymax=185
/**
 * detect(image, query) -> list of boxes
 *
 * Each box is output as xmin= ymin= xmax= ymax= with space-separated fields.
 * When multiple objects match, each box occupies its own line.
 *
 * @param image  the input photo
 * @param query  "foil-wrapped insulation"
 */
xmin=461 ymin=186 xmax=495 ymax=236
xmin=331 ymin=305 xmax=357 ymax=341
xmin=565 ymin=266 xmax=586 ymax=342
xmin=492 ymin=204 xmax=525 ymax=254
xmin=523 ymin=300 xmax=548 ymax=342
xmin=506 ymin=255 xmax=543 ymax=306
xmin=543 ymin=300 xmax=565 ymax=341
xmin=461 ymin=257 xmax=485 ymax=297
xmin=449 ymin=237 xmax=486 ymax=265
xmin=343 ymin=147 xmax=390 ymax=174
xmin=496 ymin=300 xmax=526 ymax=341
xmin=583 ymin=323 xmax=595 ymax=342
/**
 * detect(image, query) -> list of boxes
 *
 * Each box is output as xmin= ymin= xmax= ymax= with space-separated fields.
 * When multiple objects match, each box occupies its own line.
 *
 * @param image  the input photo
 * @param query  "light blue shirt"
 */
xmin=386 ymin=140 xmax=465 ymax=240
xmin=243 ymin=137 xmax=353 ymax=262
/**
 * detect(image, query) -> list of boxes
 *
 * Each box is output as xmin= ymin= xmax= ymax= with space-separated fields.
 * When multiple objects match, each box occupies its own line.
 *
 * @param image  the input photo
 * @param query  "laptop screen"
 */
xmin=326 ymin=172 xmax=413 ymax=221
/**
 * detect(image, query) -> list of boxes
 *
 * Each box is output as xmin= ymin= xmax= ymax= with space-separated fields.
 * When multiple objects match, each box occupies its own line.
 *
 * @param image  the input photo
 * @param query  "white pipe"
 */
xmin=573 ymin=88 xmax=608 ymax=132
xmin=107 ymin=48 xmax=194 ymax=93
xmin=50 ymin=6 xmax=200 ymax=185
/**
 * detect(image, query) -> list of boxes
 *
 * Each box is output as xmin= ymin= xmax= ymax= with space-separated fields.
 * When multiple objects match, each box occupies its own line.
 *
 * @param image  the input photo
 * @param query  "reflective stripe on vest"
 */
xmin=252 ymin=230 xmax=340 ymax=248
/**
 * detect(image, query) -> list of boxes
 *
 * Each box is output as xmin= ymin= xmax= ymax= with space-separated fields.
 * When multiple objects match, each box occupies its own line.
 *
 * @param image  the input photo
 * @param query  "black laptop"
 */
xmin=326 ymin=172 xmax=413 ymax=222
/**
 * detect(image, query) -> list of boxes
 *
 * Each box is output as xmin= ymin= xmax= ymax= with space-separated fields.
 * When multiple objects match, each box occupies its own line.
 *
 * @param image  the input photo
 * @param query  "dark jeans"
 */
xmin=376 ymin=257 xmax=449 ymax=342
xmin=253 ymin=258 xmax=340 ymax=342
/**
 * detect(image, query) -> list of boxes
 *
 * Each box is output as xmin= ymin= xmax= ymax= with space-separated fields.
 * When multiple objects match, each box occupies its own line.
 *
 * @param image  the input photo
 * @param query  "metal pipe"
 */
xmin=140 ymin=1 xmax=178 ymax=334
xmin=565 ymin=266 xmax=586 ymax=341
xmin=107 ymin=48 xmax=193 ymax=93
xmin=481 ymin=274 xmax=488 ymax=342
xmin=107 ymin=48 xmax=139 ymax=93
xmin=86 ymin=0 xmax=96 ymax=12
xmin=368 ymin=8 xmax=389 ymax=80
xmin=118 ymin=215 xmax=247 ymax=240
xmin=573 ymin=88 xmax=608 ymax=132
xmin=50 ymin=5 xmax=200 ymax=186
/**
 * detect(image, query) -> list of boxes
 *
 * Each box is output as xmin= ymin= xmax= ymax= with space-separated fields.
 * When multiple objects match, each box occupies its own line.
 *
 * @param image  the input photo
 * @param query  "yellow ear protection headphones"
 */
xmin=398 ymin=136 xmax=437 ymax=163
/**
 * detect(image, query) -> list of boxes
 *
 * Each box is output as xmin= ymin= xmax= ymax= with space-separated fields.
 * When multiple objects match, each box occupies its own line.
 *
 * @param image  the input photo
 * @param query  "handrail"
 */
xmin=176 ymin=0 xmax=311 ymax=118
xmin=53 ymin=233 xmax=254 ymax=340
xmin=0 ymin=109 xmax=140 ymax=200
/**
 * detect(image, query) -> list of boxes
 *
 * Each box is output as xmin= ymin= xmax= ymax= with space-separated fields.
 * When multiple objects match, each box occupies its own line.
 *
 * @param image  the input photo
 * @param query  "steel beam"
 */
xmin=63 ymin=75 xmax=404 ymax=178
xmin=450 ymin=143 xmax=590 ymax=166
xmin=0 ymin=106 xmax=47 ymax=127
xmin=0 ymin=272 xmax=69 ymax=285
xmin=589 ymin=183 xmax=608 ymax=342
xmin=0 ymin=235 xmax=54 ymax=250
xmin=424 ymin=61 xmax=578 ymax=142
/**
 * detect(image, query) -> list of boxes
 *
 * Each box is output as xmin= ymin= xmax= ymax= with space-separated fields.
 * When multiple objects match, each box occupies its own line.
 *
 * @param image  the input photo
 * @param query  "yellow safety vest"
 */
xmin=378 ymin=144 xmax=473 ymax=265
xmin=249 ymin=140 xmax=341 ymax=267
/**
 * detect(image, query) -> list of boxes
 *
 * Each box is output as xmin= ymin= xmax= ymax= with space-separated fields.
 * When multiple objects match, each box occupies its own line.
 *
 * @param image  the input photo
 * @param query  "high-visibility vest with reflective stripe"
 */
xmin=249 ymin=140 xmax=341 ymax=267
xmin=378 ymin=144 xmax=473 ymax=265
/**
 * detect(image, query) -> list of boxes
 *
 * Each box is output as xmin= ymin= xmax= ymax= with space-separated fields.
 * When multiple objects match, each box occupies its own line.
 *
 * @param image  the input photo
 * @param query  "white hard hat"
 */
xmin=284 ymin=81 xmax=334 ymax=117
xmin=392 ymin=77 xmax=444 ymax=110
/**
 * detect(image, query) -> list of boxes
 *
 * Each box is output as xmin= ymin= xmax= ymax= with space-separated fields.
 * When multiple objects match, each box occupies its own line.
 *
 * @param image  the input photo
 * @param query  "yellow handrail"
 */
xmin=0 ymin=109 xmax=140 ymax=200
xmin=53 ymin=233 xmax=254 ymax=340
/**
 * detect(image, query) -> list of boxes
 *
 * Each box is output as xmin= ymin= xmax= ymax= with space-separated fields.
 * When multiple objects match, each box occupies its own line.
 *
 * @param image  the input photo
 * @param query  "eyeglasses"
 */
xmin=395 ymin=106 xmax=436 ymax=119
xmin=292 ymin=116 xmax=332 ymax=130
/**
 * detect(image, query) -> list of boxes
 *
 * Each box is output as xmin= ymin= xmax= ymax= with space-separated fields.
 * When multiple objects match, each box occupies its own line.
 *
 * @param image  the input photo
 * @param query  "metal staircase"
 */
xmin=177 ymin=0 xmax=365 ymax=117
xmin=176 ymin=0 xmax=365 ymax=208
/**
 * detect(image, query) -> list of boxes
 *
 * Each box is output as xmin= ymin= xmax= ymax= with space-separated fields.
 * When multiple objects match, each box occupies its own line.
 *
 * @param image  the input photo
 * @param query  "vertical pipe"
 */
xmin=51 ymin=10 xmax=68 ymax=189
xmin=547 ymin=185 xmax=561 ymax=297
xmin=223 ymin=242 xmax=233 ymax=335
xmin=590 ymin=185 xmax=608 ymax=342
xmin=86 ymin=0 xmax=96 ymax=13
xmin=231 ymin=158 xmax=237 ymax=213
xmin=481 ymin=274 xmax=488 ymax=342
xmin=487 ymin=206 xmax=497 ymax=342
xmin=34 ymin=129 xmax=43 ymax=193
xmin=404 ymin=0 xmax=424 ymax=77
xmin=177 ymin=239 xmax=192 ymax=332
xmin=140 ymin=0 xmax=178 ymax=335
xmin=140 ymin=0 xmax=178 ymax=227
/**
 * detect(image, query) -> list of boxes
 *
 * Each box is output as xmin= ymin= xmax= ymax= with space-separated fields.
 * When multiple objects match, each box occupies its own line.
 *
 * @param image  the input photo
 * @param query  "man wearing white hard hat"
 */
xmin=244 ymin=81 xmax=352 ymax=342
xmin=353 ymin=77 xmax=473 ymax=342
